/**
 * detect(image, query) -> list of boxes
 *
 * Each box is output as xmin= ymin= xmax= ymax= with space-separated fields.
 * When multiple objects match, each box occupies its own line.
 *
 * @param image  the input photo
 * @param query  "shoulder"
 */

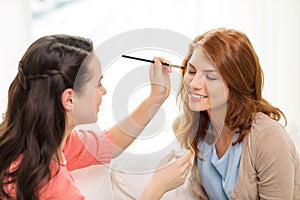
xmin=247 ymin=112 xmax=287 ymax=142
xmin=245 ymin=112 xmax=297 ymax=164
xmin=65 ymin=129 xmax=112 ymax=149
xmin=251 ymin=112 xmax=284 ymax=131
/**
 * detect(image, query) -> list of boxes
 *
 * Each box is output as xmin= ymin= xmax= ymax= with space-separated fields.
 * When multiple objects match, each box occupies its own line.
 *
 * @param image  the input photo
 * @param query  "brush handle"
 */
xmin=122 ymin=55 xmax=185 ymax=70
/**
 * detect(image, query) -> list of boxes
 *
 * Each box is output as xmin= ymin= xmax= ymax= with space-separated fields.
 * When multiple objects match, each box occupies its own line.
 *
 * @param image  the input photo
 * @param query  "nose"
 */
xmin=190 ymin=73 xmax=205 ymax=90
xmin=99 ymin=86 xmax=107 ymax=95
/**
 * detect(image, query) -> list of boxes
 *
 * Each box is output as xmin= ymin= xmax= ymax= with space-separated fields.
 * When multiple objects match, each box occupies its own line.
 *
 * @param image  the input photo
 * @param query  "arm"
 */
xmin=139 ymin=150 xmax=193 ymax=200
xmin=109 ymin=58 xmax=171 ymax=157
xmin=64 ymin=130 xmax=112 ymax=170
xmin=254 ymin=126 xmax=297 ymax=199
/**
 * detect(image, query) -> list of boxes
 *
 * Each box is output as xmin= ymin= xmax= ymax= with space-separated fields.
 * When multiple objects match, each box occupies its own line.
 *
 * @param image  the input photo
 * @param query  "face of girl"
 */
xmin=73 ymin=54 xmax=106 ymax=125
xmin=183 ymin=48 xmax=229 ymax=115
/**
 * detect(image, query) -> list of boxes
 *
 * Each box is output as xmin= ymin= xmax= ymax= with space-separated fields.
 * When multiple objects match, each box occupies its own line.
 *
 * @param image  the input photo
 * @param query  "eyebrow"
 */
xmin=187 ymin=62 xmax=217 ymax=72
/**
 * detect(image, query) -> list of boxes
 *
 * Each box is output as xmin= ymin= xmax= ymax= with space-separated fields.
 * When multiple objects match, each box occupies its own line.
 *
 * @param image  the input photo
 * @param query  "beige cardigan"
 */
xmin=189 ymin=112 xmax=300 ymax=200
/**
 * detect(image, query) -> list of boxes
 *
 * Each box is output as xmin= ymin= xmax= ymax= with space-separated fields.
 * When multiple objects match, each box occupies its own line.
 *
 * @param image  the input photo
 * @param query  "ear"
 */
xmin=61 ymin=88 xmax=74 ymax=111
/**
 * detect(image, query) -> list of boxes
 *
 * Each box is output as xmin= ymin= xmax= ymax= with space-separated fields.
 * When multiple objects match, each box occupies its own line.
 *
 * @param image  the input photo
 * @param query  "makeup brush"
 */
xmin=122 ymin=55 xmax=185 ymax=70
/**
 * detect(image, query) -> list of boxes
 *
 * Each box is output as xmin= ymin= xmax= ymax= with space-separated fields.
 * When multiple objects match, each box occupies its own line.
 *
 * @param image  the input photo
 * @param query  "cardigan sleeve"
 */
xmin=252 ymin=125 xmax=297 ymax=199
xmin=63 ymin=129 xmax=113 ymax=171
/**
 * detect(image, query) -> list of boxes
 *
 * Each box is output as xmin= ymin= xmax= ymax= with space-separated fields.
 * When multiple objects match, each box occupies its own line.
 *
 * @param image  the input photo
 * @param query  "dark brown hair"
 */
xmin=0 ymin=34 xmax=93 ymax=199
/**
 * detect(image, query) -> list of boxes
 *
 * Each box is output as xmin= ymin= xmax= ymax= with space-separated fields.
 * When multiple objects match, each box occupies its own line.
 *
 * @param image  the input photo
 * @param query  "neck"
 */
xmin=58 ymin=113 xmax=75 ymax=162
xmin=207 ymin=107 xmax=227 ymax=137
xmin=212 ymin=125 xmax=234 ymax=158
xmin=207 ymin=107 xmax=234 ymax=158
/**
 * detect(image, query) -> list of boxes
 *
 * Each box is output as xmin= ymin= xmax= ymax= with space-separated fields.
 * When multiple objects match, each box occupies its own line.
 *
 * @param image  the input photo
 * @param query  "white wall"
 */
xmin=0 ymin=0 xmax=31 ymax=117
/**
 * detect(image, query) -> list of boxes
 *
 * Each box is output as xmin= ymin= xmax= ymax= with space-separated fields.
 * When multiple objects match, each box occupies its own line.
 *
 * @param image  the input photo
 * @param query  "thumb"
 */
xmin=177 ymin=149 xmax=192 ymax=164
xmin=160 ymin=151 xmax=176 ymax=164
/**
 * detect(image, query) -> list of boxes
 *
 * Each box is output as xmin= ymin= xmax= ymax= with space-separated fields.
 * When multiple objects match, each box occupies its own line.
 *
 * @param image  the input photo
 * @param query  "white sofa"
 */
xmin=71 ymin=149 xmax=199 ymax=200
xmin=71 ymin=122 xmax=300 ymax=200
xmin=71 ymin=165 xmax=198 ymax=200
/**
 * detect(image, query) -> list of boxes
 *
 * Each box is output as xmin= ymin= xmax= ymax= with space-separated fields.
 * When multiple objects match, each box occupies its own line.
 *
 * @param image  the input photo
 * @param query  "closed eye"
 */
xmin=187 ymin=63 xmax=196 ymax=74
xmin=97 ymin=75 xmax=103 ymax=87
xmin=187 ymin=70 xmax=196 ymax=74
xmin=205 ymin=73 xmax=218 ymax=80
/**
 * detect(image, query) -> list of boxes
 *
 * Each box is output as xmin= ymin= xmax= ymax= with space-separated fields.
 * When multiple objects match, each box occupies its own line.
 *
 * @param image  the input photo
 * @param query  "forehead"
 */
xmin=188 ymin=48 xmax=216 ymax=71
xmin=88 ymin=53 xmax=102 ymax=76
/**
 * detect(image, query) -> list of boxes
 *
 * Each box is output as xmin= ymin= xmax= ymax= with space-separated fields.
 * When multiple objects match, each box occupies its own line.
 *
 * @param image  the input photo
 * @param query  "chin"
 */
xmin=89 ymin=117 xmax=98 ymax=124
xmin=189 ymin=103 xmax=206 ymax=112
xmin=76 ymin=116 xmax=98 ymax=125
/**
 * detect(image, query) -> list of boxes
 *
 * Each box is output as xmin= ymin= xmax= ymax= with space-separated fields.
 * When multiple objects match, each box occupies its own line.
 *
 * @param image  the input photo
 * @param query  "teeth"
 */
xmin=191 ymin=93 xmax=207 ymax=99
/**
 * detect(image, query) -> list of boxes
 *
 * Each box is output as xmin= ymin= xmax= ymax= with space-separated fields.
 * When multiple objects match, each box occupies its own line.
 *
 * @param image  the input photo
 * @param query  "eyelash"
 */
xmin=187 ymin=70 xmax=217 ymax=80
xmin=187 ymin=70 xmax=196 ymax=74
xmin=206 ymin=76 xmax=217 ymax=80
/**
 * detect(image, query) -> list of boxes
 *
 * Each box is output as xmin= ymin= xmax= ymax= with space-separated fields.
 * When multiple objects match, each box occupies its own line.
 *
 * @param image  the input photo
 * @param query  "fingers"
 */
xmin=177 ymin=149 xmax=193 ymax=164
xmin=174 ymin=153 xmax=192 ymax=187
xmin=175 ymin=149 xmax=193 ymax=177
xmin=153 ymin=57 xmax=163 ymax=70
xmin=173 ymin=149 xmax=193 ymax=173
xmin=180 ymin=152 xmax=193 ymax=179
xmin=182 ymin=161 xmax=192 ymax=182
xmin=153 ymin=57 xmax=163 ymax=76
xmin=156 ymin=151 xmax=175 ymax=168
xmin=166 ymin=150 xmax=176 ymax=161
xmin=162 ymin=150 xmax=176 ymax=163
xmin=153 ymin=57 xmax=172 ymax=73
xmin=149 ymin=57 xmax=163 ymax=82
xmin=149 ymin=56 xmax=172 ymax=103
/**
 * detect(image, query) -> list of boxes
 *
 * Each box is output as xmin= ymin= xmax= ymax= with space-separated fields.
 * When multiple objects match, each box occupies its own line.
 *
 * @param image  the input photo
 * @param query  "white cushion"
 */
xmin=71 ymin=165 xmax=113 ymax=200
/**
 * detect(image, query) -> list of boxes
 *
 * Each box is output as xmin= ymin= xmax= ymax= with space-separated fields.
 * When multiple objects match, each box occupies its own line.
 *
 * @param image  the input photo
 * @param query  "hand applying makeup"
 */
xmin=149 ymin=57 xmax=172 ymax=104
xmin=108 ymin=56 xmax=172 ymax=157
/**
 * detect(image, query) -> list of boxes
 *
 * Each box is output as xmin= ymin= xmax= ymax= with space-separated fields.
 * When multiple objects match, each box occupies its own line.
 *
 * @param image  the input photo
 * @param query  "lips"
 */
xmin=190 ymin=92 xmax=208 ymax=100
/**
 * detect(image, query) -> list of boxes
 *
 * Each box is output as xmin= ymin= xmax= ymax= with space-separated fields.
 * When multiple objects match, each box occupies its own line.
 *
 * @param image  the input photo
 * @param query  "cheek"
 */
xmin=73 ymin=91 xmax=97 ymax=124
xmin=207 ymin=84 xmax=228 ymax=102
xmin=183 ymin=75 xmax=191 ymax=88
xmin=75 ymin=91 xmax=93 ymax=106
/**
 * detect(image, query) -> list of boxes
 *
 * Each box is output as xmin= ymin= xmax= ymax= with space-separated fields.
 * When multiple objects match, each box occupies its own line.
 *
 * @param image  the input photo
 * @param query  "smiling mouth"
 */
xmin=190 ymin=92 xmax=208 ymax=99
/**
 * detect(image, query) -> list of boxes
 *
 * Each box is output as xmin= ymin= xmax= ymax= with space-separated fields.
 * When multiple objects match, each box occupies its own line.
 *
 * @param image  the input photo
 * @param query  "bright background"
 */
xmin=1 ymin=0 xmax=300 ymax=152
